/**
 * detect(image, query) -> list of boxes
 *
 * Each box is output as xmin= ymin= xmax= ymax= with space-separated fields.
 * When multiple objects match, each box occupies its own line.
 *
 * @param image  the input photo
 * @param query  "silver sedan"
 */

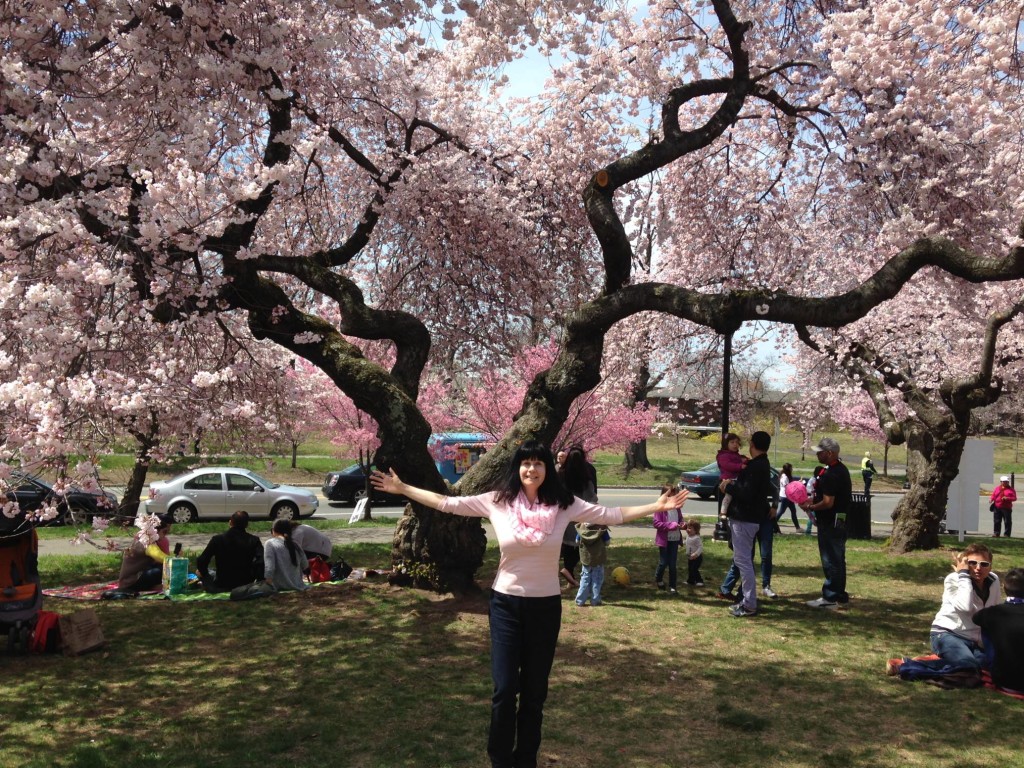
xmin=145 ymin=467 xmax=319 ymax=524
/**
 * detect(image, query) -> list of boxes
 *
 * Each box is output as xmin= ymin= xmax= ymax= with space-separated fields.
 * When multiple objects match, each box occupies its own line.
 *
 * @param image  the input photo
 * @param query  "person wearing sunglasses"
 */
xmin=924 ymin=544 xmax=1002 ymax=677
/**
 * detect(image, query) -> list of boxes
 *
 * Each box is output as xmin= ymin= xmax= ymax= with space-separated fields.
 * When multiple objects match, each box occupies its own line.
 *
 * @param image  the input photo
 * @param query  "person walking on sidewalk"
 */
xmin=718 ymin=430 xmax=774 ymax=618
xmin=990 ymin=476 xmax=1016 ymax=538
xmin=800 ymin=437 xmax=852 ymax=609
xmin=861 ymin=452 xmax=877 ymax=496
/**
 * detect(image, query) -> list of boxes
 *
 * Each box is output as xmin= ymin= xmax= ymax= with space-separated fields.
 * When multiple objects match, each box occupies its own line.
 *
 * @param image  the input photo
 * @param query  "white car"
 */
xmin=146 ymin=467 xmax=319 ymax=524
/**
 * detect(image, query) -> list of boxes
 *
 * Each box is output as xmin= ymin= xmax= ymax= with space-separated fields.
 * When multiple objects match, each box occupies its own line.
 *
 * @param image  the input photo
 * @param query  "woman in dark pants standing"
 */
xmin=373 ymin=440 xmax=687 ymax=768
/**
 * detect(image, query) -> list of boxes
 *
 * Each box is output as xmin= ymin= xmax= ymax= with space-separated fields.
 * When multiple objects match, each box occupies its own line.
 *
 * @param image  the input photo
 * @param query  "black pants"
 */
xmin=487 ymin=591 xmax=561 ymax=768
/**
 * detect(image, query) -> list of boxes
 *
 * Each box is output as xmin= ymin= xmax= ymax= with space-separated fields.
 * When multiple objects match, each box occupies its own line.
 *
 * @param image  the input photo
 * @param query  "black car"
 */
xmin=4 ymin=471 xmax=119 ymax=526
xmin=679 ymin=462 xmax=782 ymax=501
xmin=322 ymin=464 xmax=406 ymax=506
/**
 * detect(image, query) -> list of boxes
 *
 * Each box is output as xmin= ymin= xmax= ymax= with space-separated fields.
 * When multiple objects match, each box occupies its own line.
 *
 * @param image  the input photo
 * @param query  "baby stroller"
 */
xmin=0 ymin=520 xmax=41 ymax=654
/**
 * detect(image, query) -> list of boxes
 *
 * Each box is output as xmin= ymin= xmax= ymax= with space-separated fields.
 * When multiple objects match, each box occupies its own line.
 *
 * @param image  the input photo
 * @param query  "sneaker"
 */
xmin=729 ymin=604 xmax=757 ymax=618
xmin=591 ymin=600 xmax=603 ymax=606
xmin=695 ymin=581 xmax=705 ymax=587
xmin=575 ymin=601 xmax=586 ymax=607
xmin=656 ymin=581 xmax=666 ymax=590
xmin=885 ymin=658 xmax=904 ymax=677
xmin=762 ymin=586 xmax=778 ymax=599
xmin=715 ymin=591 xmax=734 ymax=601
xmin=669 ymin=588 xmax=678 ymax=595
xmin=806 ymin=597 xmax=839 ymax=609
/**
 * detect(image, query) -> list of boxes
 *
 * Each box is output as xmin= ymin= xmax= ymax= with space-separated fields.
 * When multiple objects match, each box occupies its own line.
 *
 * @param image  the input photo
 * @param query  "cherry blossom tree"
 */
xmin=7 ymin=0 xmax=1024 ymax=585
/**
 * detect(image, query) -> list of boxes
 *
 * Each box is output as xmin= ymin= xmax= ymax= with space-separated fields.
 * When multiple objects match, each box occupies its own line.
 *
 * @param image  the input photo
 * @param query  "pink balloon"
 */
xmin=786 ymin=480 xmax=808 ymax=505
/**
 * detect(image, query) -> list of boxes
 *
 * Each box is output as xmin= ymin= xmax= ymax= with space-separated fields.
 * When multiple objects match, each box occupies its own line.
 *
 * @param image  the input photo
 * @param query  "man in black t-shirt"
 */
xmin=800 ymin=437 xmax=852 ymax=608
xmin=196 ymin=510 xmax=264 ymax=592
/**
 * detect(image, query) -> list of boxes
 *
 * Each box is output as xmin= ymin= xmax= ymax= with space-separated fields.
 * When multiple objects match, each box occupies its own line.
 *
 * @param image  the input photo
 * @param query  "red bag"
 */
xmin=30 ymin=610 xmax=63 ymax=654
xmin=308 ymin=556 xmax=331 ymax=584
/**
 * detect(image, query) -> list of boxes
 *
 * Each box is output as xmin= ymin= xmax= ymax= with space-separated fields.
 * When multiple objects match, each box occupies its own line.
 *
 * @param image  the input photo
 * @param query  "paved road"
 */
xmin=38 ymin=485 xmax=1004 ymax=558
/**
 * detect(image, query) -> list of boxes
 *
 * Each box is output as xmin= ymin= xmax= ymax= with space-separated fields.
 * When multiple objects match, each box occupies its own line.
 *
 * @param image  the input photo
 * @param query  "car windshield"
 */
xmin=11 ymin=471 xmax=50 ymax=490
xmin=244 ymin=470 xmax=277 ymax=489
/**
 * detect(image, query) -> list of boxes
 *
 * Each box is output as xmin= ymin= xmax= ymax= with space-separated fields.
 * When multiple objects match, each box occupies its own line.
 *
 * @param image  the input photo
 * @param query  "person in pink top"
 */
xmin=990 ymin=476 xmax=1016 ymax=538
xmin=716 ymin=432 xmax=746 ymax=518
xmin=372 ymin=439 xmax=688 ymax=768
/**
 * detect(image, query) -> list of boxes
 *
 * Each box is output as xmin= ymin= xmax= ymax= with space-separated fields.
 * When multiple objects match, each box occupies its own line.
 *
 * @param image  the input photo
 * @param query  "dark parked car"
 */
xmin=4 ymin=470 xmax=119 ymax=526
xmin=679 ymin=462 xmax=782 ymax=501
xmin=322 ymin=464 xmax=406 ymax=506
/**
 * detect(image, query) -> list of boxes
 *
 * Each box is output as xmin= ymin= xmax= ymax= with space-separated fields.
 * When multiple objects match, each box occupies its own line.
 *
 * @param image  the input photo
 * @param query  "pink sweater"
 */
xmin=439 ymin=492 xmax=624 ymax=597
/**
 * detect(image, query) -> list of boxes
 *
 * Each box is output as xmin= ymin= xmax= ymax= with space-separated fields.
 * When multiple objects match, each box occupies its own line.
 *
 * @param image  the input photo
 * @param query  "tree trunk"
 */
xmin=122 ymin=425 xmax=159 ymax=526
xmin=888 ymin=423 xmax=967 ymax=553
xmin=291 ymin=440 xmax=298 ymax=469
xmin=622 ymin=439 xmax=653 ymax=473
xmin=390 ymin=507 xmax=487 ymax=592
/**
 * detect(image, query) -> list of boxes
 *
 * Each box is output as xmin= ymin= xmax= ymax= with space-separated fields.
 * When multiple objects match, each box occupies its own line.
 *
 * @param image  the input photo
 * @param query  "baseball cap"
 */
xmin=812 ymin=437 xmax=840 ymax=454
xmin=1000 ymin=475 xmax=1010 ymax=482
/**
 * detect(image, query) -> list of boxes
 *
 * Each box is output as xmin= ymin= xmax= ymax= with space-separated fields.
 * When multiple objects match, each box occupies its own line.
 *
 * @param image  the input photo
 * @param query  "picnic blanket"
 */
xmin=43 ymin=581 xmax=160 ymax=600
xmin=43 ymin=570 xmax=387 ymax=602
xmin=892 ymin=653 xmax=1024 ymax=699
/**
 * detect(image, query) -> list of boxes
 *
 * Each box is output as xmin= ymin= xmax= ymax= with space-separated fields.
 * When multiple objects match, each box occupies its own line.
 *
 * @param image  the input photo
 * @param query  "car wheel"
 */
xmin=59 ymin=505 xmax=90 ymax=526
xmin=271 ymin=501 xmax=299 ymax=521
xmin=348 ymin=487 xmax=368 ymax=505
xmin=168 ymin=503 xmax=197 ymax=524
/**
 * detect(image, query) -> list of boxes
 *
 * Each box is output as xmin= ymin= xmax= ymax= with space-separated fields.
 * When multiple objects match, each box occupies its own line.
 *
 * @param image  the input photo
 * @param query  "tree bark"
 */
xmin=623 ymin=440 xmax=652 ymax=473
xmin=888 ymin=423 xmax=966 ymax=553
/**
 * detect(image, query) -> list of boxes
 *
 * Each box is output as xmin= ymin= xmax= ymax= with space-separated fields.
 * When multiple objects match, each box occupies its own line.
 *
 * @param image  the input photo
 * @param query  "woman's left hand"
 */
xmin=658 ymin=488 xmax=689 ymax=510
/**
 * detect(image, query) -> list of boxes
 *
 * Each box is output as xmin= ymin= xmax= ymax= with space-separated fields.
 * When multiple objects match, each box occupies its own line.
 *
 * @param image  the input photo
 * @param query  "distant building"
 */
xmin=646 ymin=383 xmax=794 ymax=427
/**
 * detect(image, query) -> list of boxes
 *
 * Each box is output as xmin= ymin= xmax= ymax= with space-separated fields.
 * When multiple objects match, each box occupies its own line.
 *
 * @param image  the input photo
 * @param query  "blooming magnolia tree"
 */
xmin=6 ymin=0 xmax=1024 ymax=583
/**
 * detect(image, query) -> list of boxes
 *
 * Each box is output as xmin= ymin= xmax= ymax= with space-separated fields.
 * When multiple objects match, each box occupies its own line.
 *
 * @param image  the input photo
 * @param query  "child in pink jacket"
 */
xmin=716 ymin=433 xmax=746 ymax=518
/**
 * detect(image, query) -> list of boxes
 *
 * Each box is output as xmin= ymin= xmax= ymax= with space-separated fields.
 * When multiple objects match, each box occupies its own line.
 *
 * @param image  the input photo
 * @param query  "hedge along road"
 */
xmin=37 ymin=489 xmax=940 ymax=558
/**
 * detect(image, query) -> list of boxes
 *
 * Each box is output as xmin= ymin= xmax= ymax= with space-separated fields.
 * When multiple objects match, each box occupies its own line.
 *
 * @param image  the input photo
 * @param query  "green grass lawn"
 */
xmin=4 ymin=534 xmax=1023 ymax=768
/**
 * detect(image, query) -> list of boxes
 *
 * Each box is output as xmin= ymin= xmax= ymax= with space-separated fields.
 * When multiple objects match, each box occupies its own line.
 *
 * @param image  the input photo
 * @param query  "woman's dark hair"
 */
xmin=272 ymin=518 xmax=299 ymax=566
xmin=782 ymin=463 xmax=793 ymax=477
xmin=494 ymin=439 xmax=573 ymax=508
xmin=559 ymin=445 xmax=591 ymax=497
xmin=722 ymin=432 xmax=741 ymax=450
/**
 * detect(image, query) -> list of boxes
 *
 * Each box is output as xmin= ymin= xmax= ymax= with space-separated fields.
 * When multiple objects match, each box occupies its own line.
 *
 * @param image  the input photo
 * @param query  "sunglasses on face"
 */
xmin=966 ymin=560 xmax=991 ymax=568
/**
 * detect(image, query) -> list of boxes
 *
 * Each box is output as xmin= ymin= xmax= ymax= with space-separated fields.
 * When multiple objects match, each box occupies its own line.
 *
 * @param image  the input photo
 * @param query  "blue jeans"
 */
xmin=576 ymin=564 xmax=605 ymax=605
xmin=655 ymin=541 xmax=680 ymax=589
xmin=729 ymin=520 xmax=760 ymax=612
xmin=930 ymin=630 xmax=986 ymax=672
xmin=817 ymin=523 xmax=848 ymax=603
xmin=687 ymin=553 xmax=704 ymax=584
xmin=488 ymin=591 xmax=562 ymax=768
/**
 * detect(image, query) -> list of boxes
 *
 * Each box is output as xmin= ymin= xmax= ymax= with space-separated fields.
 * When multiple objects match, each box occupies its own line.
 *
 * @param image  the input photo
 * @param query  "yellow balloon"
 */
xmin=612 ymin=566 xmax=630 ymax=586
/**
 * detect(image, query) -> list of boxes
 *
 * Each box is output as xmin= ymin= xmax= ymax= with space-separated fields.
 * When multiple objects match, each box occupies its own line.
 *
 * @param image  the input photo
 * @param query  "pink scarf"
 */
xmin=507 ymin=492 xmax=560 ymax=546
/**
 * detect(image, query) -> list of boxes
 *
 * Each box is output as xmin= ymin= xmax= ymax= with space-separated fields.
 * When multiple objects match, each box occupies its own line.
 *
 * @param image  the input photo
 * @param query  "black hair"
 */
xmin=782 ymin=463 xmax=793 ymax=476
xmin=751 ymin=431 xmax=771 ymax=451
xmin=1003 ymin=567 xmax=1024 ymax=598
xmin=494 ymin=439 xmax=573 ymax=508
xmin=559 ymin=445 xmax=591 ymax=497
xmin=229 ymin=510 xmax=250 ymax=530
xmin=721 ymin=433 xmax=741 ymax=450
xmin=272 ymin=518 xmax=299 ymax=566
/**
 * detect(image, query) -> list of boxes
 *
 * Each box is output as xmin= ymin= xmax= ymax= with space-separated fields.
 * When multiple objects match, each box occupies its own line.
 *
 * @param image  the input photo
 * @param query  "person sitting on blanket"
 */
xmin=290 ymin=522 xmax=333 ymax=574
xmin=263 ymin=518 xmax=309 ymax=592
xmin=888 ymin=544 xmax=1001 ymax=683
xmin=973 ymin=566 xmax=1024 ymax=694
xmin=196 ymin=510 xmax=265 ymax=592
xmin=117 ymin=514 xmax=173 ymax=591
